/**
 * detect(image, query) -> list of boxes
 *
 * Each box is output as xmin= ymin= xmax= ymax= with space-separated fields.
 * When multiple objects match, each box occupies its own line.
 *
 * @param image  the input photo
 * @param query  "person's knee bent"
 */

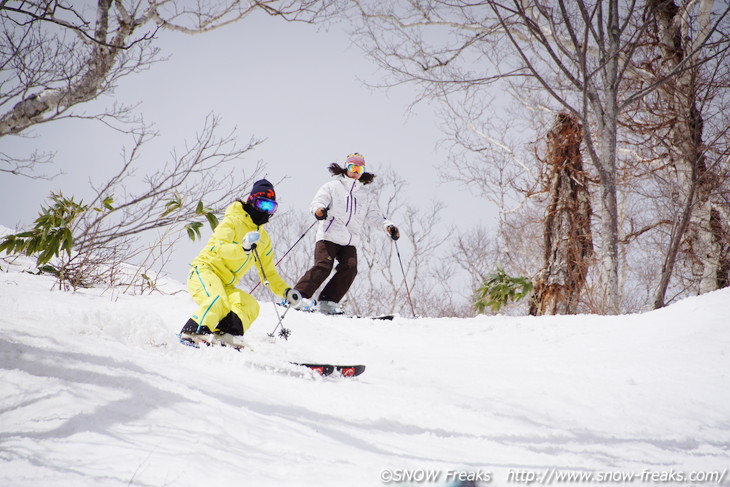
xmin=337 ymin=255 xmax=358 ymax=277
xmin=229 ymin=291 xmax=260 ymax=333
xmin=193 ymin=294 xmax=230 ymax=331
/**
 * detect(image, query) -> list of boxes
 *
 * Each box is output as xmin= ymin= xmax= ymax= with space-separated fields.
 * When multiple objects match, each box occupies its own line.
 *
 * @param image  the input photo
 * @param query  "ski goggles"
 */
xmin=346 ymin=163 xmax=365 ymax=174
xmin=250 ymin=196 xmax=278 ymax=214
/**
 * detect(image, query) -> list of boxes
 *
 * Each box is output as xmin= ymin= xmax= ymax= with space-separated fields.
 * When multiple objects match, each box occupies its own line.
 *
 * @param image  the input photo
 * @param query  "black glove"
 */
xmin=387 ymin=225 xmax=400 ymax=241
xmin=284 ymin=288 xmax=302 ymax=307
xmin=315 ymin=207 xmax=328 ymax=221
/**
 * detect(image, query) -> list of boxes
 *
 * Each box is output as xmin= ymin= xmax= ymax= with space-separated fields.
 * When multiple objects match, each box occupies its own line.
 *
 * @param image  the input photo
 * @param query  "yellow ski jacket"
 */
xmin=190 ymin=201 xmax=289 ymax=297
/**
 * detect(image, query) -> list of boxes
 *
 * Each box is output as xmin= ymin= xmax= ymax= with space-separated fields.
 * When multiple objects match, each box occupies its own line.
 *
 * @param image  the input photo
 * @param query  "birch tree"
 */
xmin=624 ymin=0 xmax=730 ymax=307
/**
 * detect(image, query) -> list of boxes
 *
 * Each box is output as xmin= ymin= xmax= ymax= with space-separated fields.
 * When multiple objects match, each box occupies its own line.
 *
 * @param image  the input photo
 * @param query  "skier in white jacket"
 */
xmin=293 ymin=153 xmax=400 ymax=314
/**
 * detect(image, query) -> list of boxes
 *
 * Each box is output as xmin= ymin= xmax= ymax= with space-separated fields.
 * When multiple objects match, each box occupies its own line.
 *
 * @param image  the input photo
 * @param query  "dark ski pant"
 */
xmin=295 ymin=240 xmax=357 ymax=303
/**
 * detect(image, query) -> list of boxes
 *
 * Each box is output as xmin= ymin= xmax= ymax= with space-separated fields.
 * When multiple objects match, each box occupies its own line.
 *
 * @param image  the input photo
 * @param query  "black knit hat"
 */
xmin=247 ymin=178 xmax=275 ymax=201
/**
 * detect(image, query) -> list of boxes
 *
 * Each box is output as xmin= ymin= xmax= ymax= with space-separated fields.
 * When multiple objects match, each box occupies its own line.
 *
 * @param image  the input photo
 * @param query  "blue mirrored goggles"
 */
xmin=250 ymin=197 xmax=278 ymax=214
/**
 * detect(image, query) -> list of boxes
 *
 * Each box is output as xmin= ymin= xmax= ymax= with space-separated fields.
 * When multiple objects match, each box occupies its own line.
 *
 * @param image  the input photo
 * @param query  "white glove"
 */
xmin=242 ymin=231 xmax=260 ymax=253
xmin=284 ymin=288 xmax=302 ymax=307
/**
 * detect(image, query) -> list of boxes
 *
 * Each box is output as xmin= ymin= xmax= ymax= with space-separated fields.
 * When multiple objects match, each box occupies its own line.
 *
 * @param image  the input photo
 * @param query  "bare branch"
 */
xmin=0 ymin=0 xmax=341 ymax=175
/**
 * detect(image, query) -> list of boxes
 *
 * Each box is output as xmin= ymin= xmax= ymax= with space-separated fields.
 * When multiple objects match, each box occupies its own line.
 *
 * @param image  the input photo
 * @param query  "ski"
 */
xmin=348 ymin=314 xmax=394 ymax=321
xmin=293 ymin=363 xmax=366 ymax=377
xmin=178 ymin=334 xmax=366 ymax=378
xmin=277 ymin=301 xmax=394 ymax=320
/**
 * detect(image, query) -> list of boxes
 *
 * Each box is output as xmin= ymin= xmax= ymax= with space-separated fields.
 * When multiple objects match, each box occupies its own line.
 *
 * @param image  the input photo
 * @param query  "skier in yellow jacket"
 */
xmin=179 ymin=179 xmax=301 ymax=340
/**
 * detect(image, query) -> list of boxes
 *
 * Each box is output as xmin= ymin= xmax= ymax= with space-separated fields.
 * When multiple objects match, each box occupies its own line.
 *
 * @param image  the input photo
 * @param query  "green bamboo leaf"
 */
xmin=473 ymin=267 xmax=533 ymax=314
xmin=39 ymin=264 xmax=60 ymax=277
xmin=0 ymin=237 xmax=14 ymax=254
xmin=37 ymin=247 xmax=54 ymax=266
xmin=162 ymin=197 xmax=183 ymax=217
xmin=185 ymin=222 xmax=203 ymax=241
xmin=205 ymin=212 xmax=219 ymax=230
xmin=62 ymin=228 xmax=74 ymax=256
xmin=103 ymin=196 xmax=114 ymax=211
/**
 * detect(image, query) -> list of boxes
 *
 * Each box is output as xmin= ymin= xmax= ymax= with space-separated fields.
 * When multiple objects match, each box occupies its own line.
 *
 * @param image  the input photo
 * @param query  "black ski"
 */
xmin=277 ymin=301 xmax=394 ymax=320
xmin=349 ymin=314 xmax=394 ymax=321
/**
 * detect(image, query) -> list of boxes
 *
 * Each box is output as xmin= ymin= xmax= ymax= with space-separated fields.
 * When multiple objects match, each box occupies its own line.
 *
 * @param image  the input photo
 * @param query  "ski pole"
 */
xmin=268 ymin=304 xmax=293 ymax=340
xmin=252 ymin=246 xmax=293 ymax=339
xmin=394 ymin=240 xmax=417 ymax=318
xmin=250 ymin=220 xmax=317 ymax=293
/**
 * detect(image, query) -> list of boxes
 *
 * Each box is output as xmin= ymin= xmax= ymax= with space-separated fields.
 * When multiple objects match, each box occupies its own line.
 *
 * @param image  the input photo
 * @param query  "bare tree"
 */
xmin=349 ymin=0 xmax=729 ymax=313
xmin=0 ymin=0 xmax=348 ymax=291
xmin=0 ymin=0 xmax=340 ymax=176
xmin=0 ymin=114 xmax=263 ymax=291
xmin=437 ymin=92 xmax=542 ymax=256
xmin=0 ymin=149 xmax=58 ymax=179
xmin=343 ymin=167 xmax=445 ymax=317
xmin=436 ymin=112 xmax=543 ymax=316
xmin=627 ymin=0 xmax=730 ymax=307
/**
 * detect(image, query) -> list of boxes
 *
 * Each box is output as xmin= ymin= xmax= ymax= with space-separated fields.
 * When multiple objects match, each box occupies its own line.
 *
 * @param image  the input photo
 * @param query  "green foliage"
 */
xmin=177 ymin=198 xmax=219 ymax=242
xmin=195 ymin=199 xmax=219 ymax=231
xmin=473 ymin=267 xmax=534 ymax=314
xmin=1 ymin=190 xmax=221 ymax=292
xmin=97 ymin=196 xmax=115 ymax=212
xmin=0 ymin=192 xmax=87 ymax=266
xmin=185 ymin=221 xmax=204 ymax=241
xmin=162 ymin=195 xmax=184 ymax=217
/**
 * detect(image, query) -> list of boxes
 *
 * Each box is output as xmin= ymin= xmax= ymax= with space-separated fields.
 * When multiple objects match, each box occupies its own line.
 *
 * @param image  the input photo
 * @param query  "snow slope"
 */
xmin=1 ymin=256 xmax=729 ymax=487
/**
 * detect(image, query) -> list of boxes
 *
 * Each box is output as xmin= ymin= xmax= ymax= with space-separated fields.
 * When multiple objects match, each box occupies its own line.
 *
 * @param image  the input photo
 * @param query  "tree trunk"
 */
xmin=650 ymin=0 xmax=726 ymax=308
xmin=585 ymin=0 xmax=622 ymax=315
xmin=710 ymin=207 xmax=730 ymax=289
xmin=530 ymin=113 xmax=594 ymax=316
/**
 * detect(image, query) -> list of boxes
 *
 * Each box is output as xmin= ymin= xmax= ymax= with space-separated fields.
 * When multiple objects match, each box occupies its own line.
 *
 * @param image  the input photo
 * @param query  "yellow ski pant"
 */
xmin=187 ymin=265 xmax=260 ymax=333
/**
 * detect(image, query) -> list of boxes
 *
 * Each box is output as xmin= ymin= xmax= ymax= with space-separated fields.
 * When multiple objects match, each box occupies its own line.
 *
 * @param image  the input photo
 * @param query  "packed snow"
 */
xmin=1 ymin=253 xmax=729 ymax=487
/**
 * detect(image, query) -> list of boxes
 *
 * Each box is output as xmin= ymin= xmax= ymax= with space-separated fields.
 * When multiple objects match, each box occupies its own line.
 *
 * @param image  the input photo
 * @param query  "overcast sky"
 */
xmin=0 ymin=12 xmax=493 ymax=277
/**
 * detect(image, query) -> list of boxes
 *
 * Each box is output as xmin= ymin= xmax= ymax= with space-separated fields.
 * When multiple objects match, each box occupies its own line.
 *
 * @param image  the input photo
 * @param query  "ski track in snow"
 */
xmin=1 ymin=255 xmax=729 ymax=487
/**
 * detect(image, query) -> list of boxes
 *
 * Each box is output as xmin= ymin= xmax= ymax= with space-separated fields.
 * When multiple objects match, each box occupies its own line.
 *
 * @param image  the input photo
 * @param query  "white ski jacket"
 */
xmin=310 ymin=174 xmax=394 ymax=247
